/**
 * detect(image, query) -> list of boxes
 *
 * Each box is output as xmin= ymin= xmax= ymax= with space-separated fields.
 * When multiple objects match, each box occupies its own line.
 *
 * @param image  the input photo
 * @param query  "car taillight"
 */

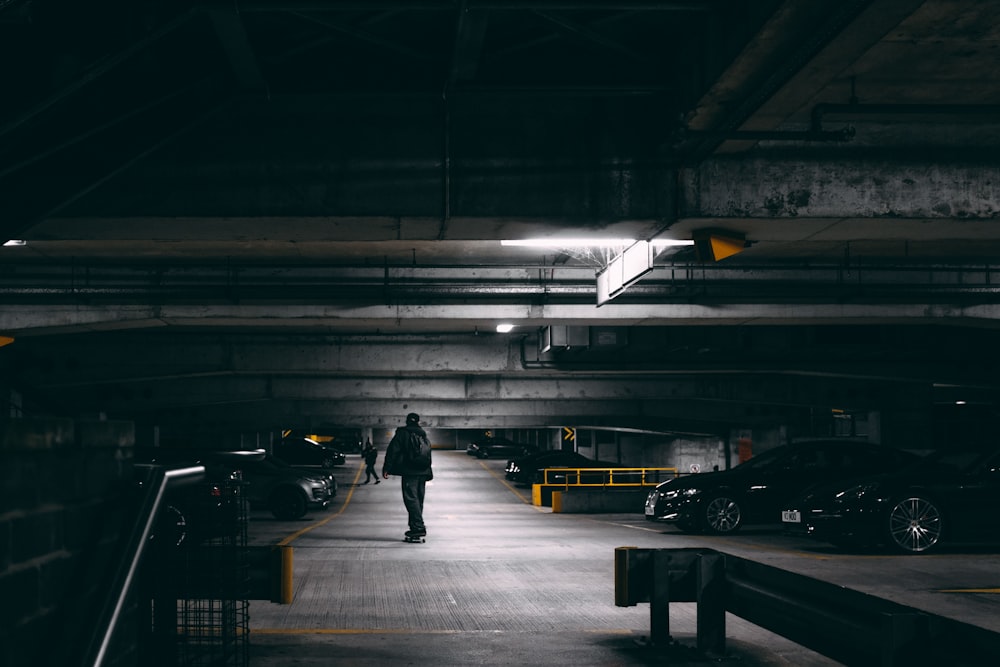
xmin=209 ymin=485 xmax=223 ymax=497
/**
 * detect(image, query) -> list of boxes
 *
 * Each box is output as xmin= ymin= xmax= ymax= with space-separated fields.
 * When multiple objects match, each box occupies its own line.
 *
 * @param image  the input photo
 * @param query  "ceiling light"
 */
xmin=3 ymin=239 xmax=26 ymax=247
xmin=496 ymin=323 xmax=514 ymax=333
xmin=501 ymin=238 xmax=693 ymax=248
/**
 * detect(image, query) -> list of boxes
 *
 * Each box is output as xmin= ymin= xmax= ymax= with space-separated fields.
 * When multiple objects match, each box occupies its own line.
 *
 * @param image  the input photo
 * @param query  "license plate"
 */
xmin=644 ymin=503 xmax=655 ymax=516
xmin=781 ymin=510 xmax=801 ymax=523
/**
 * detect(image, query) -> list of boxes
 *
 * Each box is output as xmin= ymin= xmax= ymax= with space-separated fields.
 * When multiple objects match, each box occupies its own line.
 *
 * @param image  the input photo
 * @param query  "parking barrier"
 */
xmin=614 ymin=546 xmax=1000 ymax=666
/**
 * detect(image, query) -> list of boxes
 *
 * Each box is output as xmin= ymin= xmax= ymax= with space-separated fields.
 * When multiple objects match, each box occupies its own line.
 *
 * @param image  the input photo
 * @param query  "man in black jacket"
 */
xmin=382 ymin=412 xmax=433 ymax=540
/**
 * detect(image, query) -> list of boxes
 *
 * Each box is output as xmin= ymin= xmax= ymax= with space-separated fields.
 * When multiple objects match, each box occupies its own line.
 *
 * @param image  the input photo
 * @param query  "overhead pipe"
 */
xmin=810 ymin=102 xmax=1000 ymax=132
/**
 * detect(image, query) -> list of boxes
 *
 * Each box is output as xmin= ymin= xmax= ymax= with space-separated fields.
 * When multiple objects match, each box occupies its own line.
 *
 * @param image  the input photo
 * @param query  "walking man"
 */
xmin=382 ymin=412 xmax=433 ymax=541
xmin=362 ymin=439 xmax=380 ymax=484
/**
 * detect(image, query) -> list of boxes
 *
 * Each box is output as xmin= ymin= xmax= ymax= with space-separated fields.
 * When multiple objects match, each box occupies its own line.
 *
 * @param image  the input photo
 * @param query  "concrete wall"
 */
xmin=0 ymin=417 xmax=136 ymax=667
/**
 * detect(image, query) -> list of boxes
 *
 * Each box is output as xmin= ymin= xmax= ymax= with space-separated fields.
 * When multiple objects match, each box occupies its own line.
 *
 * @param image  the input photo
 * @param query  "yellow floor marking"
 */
xmin=278 ymin=460 xmax=366 ymax=546
xmin=478 ymin=459 xmax=549 ymax=511
xmin=939 ymin=588 xmax=1000 ymax=594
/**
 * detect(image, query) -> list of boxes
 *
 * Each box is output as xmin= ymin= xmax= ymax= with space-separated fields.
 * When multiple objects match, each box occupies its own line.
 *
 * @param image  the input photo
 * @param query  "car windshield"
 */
xmin=731 ymin=446 xmax=789 ymax=471
xmin=269 ymin=455 xmax=295 ymax=469
xmin=907 ymin=449 xmax=999 ymax=474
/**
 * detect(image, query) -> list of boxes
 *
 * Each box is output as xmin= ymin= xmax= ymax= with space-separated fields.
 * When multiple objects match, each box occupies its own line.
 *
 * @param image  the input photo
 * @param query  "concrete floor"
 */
xmin=245 ymin=451 xmax=844 ymax=666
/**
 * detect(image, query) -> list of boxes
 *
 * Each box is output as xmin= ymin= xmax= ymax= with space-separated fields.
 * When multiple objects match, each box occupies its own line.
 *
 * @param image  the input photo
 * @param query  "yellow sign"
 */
xmin=563 ymin=427 xmax=576 ymax=442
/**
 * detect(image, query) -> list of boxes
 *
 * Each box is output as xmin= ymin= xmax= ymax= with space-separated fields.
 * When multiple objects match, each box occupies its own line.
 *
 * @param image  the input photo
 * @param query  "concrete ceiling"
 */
xmin=2 ymin=0 xmax=999 ymax=441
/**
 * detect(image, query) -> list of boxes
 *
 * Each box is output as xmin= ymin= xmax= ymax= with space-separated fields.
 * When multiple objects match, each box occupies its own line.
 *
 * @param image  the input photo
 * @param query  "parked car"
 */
xmin=782 ymin=447 xmax=1000 ymax=554
xmin=238 ymin=456 xmax=333 ymax=520
xmin=505 ymin=450 xmax=624 ymax=486
xmin=274 ymin=437 xmax=346 ymax=468
xmin=140 ymin=446 xmax=332 ymax=531
xmin=269 ymin=454 xmax=338 ymax=498
xmin=644 ymin=439 xmax=918 ymax=535
xmin=467 ymin=437 xmax=538 ymax=459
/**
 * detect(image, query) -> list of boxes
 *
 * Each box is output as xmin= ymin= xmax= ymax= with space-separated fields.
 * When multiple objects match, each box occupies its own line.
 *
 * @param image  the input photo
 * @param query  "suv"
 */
xmin=237 ymin=456 xmax=333 ymax=519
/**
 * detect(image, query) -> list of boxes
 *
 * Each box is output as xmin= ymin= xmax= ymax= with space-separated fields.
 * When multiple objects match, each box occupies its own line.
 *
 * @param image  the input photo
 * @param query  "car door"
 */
xmin=935 ymin=450 xmax=1000 ymax=544
xmin=741 ymin=444 xmax=835 ymax=522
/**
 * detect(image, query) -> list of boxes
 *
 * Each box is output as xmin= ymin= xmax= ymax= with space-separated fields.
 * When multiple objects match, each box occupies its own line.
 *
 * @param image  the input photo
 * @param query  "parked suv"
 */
xmin=237 ymin=456 xmax=333 ymax=519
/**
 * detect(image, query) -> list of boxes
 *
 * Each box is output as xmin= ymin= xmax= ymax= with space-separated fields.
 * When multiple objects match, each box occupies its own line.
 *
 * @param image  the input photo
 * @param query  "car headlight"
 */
xmin=662 ymin=488 xmax=701 ymax=500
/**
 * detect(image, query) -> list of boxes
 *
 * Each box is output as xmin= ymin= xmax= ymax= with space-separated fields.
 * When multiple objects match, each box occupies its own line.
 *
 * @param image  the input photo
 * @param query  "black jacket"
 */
xmin=382 ymin=424 xmax=433 ymax=479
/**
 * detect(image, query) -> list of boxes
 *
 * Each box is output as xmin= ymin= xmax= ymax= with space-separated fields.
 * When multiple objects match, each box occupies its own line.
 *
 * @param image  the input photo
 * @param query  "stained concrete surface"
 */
xmin=244 ymin=451 xmax=844 ymax=666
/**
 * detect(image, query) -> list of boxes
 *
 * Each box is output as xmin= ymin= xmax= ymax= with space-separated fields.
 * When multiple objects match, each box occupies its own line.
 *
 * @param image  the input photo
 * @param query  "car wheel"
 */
xmin=479 ymin=451 xmax=490 ymax=459
xmin=270 ymin=488 xmax=308 ymax=520
xmin=703 ymin=496 xmax=743 ymax=534
xmin=152 ymin=504 xmax=188 ymax=547
xmin=886 ymin=496 xmax=943 ymax=554
xmin=322 ymin=457 xmax=336 ymax=468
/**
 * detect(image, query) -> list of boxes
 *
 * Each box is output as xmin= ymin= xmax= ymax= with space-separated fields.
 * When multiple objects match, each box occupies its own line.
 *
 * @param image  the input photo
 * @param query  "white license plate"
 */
xmin=781 ymin=510 xmax=801 ymax=523
xmin=645 ymin=503 xmax=655 ymax=516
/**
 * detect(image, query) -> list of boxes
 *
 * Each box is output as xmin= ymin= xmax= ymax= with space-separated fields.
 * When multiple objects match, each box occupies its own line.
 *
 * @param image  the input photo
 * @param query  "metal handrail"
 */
xmin=541 ymin=466 xmax=678 ymax=487
xmin=82 ymin=463 xmax=205 ymax=667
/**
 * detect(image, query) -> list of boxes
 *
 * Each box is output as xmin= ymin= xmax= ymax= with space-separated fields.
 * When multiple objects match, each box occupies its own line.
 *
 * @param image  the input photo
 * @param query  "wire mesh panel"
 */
xmin=143 ymin=470 xmax=249 ymax=667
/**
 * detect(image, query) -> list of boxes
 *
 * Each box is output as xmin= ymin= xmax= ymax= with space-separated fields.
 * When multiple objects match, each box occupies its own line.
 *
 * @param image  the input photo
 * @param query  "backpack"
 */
xmin=406 ymin=430 xmax=432 ymax=468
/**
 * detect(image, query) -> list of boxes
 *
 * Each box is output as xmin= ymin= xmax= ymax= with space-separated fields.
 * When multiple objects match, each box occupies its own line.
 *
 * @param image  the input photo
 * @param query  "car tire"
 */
xmin=152 ymin=504 xmax=188 ymax=547
xmin=886 ymin=495 xmax=943 ymax=554
xmin=270 ymin=488 xmax=308 ymax=520
xmin=479 ymin=451 xmax=490 ymax=459
xmin=702 ymin=495 xmax=743 ymax=534
xmin=322 ymin=457 xmax=336 ymax=468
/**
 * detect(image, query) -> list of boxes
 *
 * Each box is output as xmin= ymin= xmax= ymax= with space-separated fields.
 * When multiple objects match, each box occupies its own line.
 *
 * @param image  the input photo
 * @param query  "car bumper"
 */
xmin=782 ymin=507 xmax=881 ymax=545
xmin=644 ymin=497 xmax=700 ymax=524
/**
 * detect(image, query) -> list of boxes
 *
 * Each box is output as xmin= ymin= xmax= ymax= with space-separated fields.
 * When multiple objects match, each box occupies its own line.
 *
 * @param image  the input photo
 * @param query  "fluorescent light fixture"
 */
xmin=496 ymin=323 xmax=515 ymax=333
xmin=3 ymin=239 xmax=26 ymax=247
xmin=501 ymin=238 xmax=693 ymax=248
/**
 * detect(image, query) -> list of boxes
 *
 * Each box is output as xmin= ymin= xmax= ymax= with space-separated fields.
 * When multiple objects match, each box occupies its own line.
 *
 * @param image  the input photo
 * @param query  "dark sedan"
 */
xmin=644 ymin=439 xmax=918 ymax=535
xmin=505 ymin=450 xmax=624 ymax=486
xmin=782 ymin=447 xmax=1000 ymax=554
xmin=274 ymin=437 xmax=347 ymax=468
xmin=467 ymin=437 xmax=537 ymax=459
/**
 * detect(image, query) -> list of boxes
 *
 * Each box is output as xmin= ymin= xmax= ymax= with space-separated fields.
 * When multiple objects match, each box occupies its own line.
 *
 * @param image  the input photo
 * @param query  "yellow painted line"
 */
xmin=277 ymin=460 xmax=367 ymax=546
xmin=940 ymin=588 xmax=1000 ymax=594
xmin=477 ymin=459 xmax=549 ymax=511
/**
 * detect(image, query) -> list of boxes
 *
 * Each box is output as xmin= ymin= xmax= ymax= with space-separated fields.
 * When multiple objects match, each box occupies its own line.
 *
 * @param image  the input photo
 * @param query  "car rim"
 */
xmin=705 ymin=497 xmax=741 ymax=533
xmin=888 ymin=497 xmax=942 ymax=553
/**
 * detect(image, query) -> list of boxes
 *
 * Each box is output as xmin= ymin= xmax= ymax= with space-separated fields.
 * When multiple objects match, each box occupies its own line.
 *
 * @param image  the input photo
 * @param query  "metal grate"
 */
xmin=144 ymin=471 xmax=249 ymax=667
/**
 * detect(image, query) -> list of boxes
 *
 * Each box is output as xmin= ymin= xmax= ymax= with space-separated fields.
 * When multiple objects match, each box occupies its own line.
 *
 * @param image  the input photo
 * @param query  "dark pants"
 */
xmin=365 ymin=462 xmax=378 ymax=482
xmin=401 ymin=475 xmax=427 ymax=534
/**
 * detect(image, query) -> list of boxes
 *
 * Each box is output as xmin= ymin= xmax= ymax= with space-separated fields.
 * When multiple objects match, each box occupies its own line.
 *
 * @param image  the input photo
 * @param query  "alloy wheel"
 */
xmin=888 ymin=496 xmax=942 ymax=553
xmin=704 ymin=496 xmax=742 ymax=534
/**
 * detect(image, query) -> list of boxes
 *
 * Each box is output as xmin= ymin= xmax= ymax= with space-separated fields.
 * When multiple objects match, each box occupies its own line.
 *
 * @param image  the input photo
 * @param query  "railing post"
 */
xmin=649 ymin=550 xmax=672 ymax=645
xmin=696 ymin=552 xmax=726 ymax=655
xmin=880 ymin=611 xmax=927 ymax=667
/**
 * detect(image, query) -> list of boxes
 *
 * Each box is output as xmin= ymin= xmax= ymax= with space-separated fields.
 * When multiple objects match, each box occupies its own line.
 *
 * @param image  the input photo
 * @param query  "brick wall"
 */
xmin=0 ymin=417 xmax=136 ymax=667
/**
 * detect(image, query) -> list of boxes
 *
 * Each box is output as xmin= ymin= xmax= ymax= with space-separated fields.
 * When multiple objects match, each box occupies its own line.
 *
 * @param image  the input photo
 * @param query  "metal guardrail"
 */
xmin=541 ymin=466 xmax=678 ymax=487
xmin=614 ymin=547 xmax=1000 ymax=666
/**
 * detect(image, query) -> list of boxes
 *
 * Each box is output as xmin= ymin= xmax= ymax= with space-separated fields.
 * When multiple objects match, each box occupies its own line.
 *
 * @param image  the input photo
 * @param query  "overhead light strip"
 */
xmin=501 ymin=238 xmax=693 ymax=248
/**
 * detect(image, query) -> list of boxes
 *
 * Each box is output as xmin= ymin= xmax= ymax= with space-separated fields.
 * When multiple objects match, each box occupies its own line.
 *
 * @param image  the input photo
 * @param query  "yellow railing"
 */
xmin=541 ymin=467 xmax=678 ymax=488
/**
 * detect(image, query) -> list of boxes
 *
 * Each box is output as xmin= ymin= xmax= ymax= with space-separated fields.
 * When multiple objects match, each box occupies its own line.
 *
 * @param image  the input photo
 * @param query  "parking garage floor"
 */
xmin=244 ymin=450 xmax=861 ymax=666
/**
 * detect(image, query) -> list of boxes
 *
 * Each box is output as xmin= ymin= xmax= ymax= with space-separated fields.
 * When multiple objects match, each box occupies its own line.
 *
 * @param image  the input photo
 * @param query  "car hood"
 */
xmin=653 ymin=468 xmax=739 ymax=492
